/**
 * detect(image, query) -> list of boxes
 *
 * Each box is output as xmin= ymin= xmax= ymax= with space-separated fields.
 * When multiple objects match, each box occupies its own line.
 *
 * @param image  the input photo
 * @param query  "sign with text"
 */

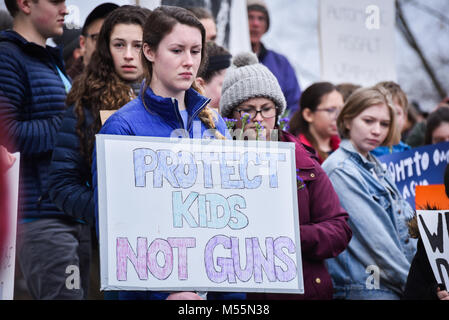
xmin=0 ymin=153 xmax=19 ymax=300
xmin=377 ymin=142 xmax=449 ymax=209
xmin=417 ymin=210 xmax=449 ymax=290
xmin=319 ymin=0 xmax=396 ymax=85
xmin=96 ymin=135 xmax=303 ymax=293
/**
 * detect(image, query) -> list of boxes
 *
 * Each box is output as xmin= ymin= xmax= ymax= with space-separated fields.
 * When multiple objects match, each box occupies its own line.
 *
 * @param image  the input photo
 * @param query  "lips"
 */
xmin=179 ymin=72 xmax=192 ymax=79
xmin=122 ymin=65 xmax=136 ymax=70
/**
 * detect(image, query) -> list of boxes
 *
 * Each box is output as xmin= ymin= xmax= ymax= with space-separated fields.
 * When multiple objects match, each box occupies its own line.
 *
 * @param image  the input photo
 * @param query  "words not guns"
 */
xmin=116 ymin=235 xmax=297 ymax=284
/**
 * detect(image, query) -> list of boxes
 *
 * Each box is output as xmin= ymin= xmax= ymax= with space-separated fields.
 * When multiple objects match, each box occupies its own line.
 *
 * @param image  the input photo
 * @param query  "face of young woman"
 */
xmin=305 ymin=90 xmax=344 ymax=140
xmin=143 ymin=23 xmax=202 ymax=98
xmin=232 ymin=97 xmax=277 ymax=140
xmin=346 ymin=103 xmax=391 ymax=157
xmin=109 ymin=23 xmax=144 ymax=83
xmin=432 ymin=122 xmax=449 ymax=144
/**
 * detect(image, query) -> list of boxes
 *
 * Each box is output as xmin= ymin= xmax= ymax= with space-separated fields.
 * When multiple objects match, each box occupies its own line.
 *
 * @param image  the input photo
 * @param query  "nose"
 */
xmin=182 ymin=51 xmax=193 ymax=67
xmin=61 ymin=3 xmax=69 ymax=16
xmin=253 ymin=111 xmax=264 ymax=122
xmin=371 ymin=122 xmax=381 ymax=135
xmin=124 ymin=45 xmax=134 ymax=60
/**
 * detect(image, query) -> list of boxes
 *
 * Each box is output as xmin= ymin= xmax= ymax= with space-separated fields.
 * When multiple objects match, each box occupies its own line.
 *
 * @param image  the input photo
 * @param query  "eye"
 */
xmin=134 ymin=43 xmax=142 ymax=49
xmin=380 ymin=122 xmax=390 ymax=128
xmin=363 ymin=119 xmax=374 ymax=124
xmin=191 ymin=49 xmax=201 ymax=55
xmin=171 ymin=49 xmax=182 ymax=54
xmin=113 ymin=42 xmax=124 ymax=48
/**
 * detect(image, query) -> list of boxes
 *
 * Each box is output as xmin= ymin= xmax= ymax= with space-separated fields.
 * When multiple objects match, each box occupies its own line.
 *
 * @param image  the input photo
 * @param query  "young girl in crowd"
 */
xmin=322 ymin=86 xmax=417 ymax=299
xmin=196 ymin=41 xmax=231 ymax=113
xmin=288 ymin=82 xmax=344 ymax=164
xmin=220 ymin=52 xmax=352 ymax=300
xmin=48 ymin=6 xmax=148 ymax=298
xmin=91 ymin=6 xmax=241 ymax=300
xmin=424 ymin=106 xmax=449 ymax=145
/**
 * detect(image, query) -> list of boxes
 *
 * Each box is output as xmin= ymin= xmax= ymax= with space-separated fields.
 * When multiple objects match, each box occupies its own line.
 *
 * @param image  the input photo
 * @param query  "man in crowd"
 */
xmin=0 ymin=0 xmax=89 ymax=299
xmin=247 ymin=0 xmax=301 ymax=115
xmin=67 ymin=2 xmax=118 ymax=79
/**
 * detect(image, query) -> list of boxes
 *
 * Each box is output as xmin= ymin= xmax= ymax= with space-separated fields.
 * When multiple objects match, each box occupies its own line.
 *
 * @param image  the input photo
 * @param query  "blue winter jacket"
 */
xmin=0 ymin=30 xmax=69 ymax=220
xmin=92 ymin=85 xmax=244 ymax=300
xmin=48 ymin=105 xmax=94 ymax=225
xmin=322 ymin=140 xmax=417 ymax=300
xmin=258 ymin=43 xmax=301 ymax=115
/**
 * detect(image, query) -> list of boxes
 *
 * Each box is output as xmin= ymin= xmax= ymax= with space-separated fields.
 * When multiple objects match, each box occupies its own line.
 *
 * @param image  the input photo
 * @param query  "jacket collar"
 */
xmin=339 ymin=139 xmax=387 ymax=177
xmin=140 ymin=83 xmax=210 ymax=125
xmin=0 ymin=30 xmax=65 ymax=71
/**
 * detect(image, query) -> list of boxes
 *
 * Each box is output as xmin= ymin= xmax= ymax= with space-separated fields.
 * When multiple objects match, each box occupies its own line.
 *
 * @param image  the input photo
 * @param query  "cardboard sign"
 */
xmin=319 ymin=0 xmax=396 ymax=85
xmin=377 ymin=142 xmax=449 ymax=209
xmin=96 ymin=135 xmax=303 ymax=293
xmin=417 ymin=210 xmax=449 ymax=290
xmin=0 ymin=153 xmax=20 ymax=300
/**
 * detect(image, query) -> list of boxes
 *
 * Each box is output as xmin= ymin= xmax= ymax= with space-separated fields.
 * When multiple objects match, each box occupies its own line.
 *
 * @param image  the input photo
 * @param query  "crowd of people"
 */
xmin=0 ymin=0 xmax=448 ymax=301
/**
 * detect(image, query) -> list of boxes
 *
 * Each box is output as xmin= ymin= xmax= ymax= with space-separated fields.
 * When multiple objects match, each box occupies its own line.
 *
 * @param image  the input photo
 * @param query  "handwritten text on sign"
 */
xmin=417 ymin=210 xmax=449 ymax=290
xmin=96 ymin=136 xmax=303 ymax=293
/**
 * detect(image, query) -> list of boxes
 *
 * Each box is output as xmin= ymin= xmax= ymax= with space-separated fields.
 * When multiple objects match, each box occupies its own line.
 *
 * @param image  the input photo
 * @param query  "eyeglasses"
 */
xmin=315 ymin=107 xmax=340 ymax=117
xmin=236 ymin=107 xmax=277 ymax=119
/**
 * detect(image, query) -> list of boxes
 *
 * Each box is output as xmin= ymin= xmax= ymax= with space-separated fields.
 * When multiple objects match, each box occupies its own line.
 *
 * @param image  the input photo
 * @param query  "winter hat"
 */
xmin=220 ymin=52 xmax=286 ymax=118
xmin=247 ymin=0 xmax=270 ymax=31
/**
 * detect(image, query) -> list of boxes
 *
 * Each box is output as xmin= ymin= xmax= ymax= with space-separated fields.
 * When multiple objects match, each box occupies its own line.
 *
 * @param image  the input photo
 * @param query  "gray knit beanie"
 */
xmin=220 ymin=52 xmax=286 ymax=119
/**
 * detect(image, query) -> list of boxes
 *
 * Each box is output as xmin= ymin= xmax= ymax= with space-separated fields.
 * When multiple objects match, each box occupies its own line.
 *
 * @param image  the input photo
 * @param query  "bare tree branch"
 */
xmin=396 ymin=0 xmax=447 ymax=99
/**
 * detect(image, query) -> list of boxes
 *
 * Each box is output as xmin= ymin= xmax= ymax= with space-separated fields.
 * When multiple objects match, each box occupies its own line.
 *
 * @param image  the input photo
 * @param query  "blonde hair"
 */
xmin=337 ymin=86 xmax=398 ymax=147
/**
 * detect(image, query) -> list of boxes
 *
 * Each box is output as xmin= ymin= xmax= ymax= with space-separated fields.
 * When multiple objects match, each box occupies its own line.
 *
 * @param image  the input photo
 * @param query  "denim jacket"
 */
xmin=322 ymin=140 xmax=417 ymax=300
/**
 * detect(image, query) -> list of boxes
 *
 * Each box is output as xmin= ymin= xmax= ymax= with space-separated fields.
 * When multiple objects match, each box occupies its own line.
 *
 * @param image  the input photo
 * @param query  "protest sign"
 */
xmin=377 ymin=142 xmax=449 ymax=209
xmin=0 ymin=153 xmax=20 ymax=300
xmin=319 ymin=0 xmax=396 ymax=86
xmin=96 ymin=135 xmax=303 ymax=293
xmin=417 ymin=210 xmax=449 ymax=291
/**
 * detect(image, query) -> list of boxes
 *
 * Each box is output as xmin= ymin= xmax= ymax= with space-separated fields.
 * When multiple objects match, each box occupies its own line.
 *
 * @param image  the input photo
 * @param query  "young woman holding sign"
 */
xmin=220 ymin=52 xmax=352 ymax=300
xmin=48 ymin=6 xmax=148 ymax=299
xmin=322 ymin=86 xmax=417 ymax=299
xmin=91 ymin=6 xmax=240 ymax=300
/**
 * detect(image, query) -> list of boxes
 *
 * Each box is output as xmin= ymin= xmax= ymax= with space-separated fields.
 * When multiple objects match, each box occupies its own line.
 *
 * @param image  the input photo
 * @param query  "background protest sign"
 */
xmin=0 ymin=153 xmax=19 ymax=300
xmin=318 ymin=0 xmax=396 ymax=86
xmin=417 ymin=210 xmax=449 ymax=291
xmin=377 ymin=141 xmax=449 ymax=209
xmin=96 ymin=135 xmax=303 ymax=293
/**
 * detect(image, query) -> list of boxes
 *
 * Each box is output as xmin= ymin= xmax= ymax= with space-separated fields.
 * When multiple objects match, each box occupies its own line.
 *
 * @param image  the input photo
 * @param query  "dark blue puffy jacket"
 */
xmin=48 ymin=105 xmax=94 ymax=225
xmin=92 ymin=86 xmax=245 ymax=300
xmin=0 ymin=30 xmax=68 ymax=220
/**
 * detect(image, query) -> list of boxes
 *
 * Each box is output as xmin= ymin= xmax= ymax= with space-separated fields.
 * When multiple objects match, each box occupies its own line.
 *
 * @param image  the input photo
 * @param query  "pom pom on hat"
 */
xmin=219 ymin=52 xmax=286 ymax=119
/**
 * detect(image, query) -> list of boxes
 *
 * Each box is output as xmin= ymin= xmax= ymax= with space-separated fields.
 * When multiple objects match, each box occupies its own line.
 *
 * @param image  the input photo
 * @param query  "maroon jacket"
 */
xmin=248 ymin=131 xmax=352 ymax=300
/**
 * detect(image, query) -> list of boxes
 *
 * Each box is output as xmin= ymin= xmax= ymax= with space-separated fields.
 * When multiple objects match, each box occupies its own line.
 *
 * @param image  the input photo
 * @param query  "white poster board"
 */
xmin=417 ymin=210 xmax=449 ymax=290
xmin=319 ymin=0 xmax=396 ymax=86
xmin=96 ymin=135 xmax=303 ymax=294
xmin=0 ymin=153 xmax=20 ymax=300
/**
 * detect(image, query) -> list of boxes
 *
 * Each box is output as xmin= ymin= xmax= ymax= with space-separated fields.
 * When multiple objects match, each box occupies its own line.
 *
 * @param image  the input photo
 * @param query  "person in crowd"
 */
xmin=53 ymin=24 xmax=83 ymax=72
xmin=91 ymin=5 xmax=243 ymax=300
xmin=220 ymin=52 xmax=352 ymax=300
xmin=247 ymin=0 xmax=301 ymax=115
xmin=322 ymin=86 xmax=417 ymax=299
xmin=371 ymin=81 xmax=411 ymax=156
xmin=47 ymin=5 xmax=148 ymax=300
xmin=68 ymin=2 xmax=119 ymax=79
xmin=187 ymin=6 xmax=217 ymax=42
xmin=288 ymin=82 xmax=344 ymax=164
xmin=196 ymin=41 xmax=232 ymax=113
xmin=0 ymin=9 xmax=13 ymax=31
xmin=336 ymin=83 xmax=361 ymax=102
xmin=0 ymin=0 xmax=74 ymax=299
xmin=424 ymin=106 xmax=449 ymax=145
xmin=403 ymin=163 xmax=449 ymax=300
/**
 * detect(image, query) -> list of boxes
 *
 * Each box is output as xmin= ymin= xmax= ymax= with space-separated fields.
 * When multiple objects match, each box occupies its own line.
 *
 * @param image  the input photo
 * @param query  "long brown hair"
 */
xmin=141 ymin=6 xmax=224 ymax=139
xmin=67 ymin=6 xmax=149 ymax=166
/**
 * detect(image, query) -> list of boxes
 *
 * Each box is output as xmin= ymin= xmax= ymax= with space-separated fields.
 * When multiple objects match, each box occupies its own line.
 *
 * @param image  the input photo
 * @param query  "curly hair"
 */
xmin=67 ymin=6 xmax=149 ymax=166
